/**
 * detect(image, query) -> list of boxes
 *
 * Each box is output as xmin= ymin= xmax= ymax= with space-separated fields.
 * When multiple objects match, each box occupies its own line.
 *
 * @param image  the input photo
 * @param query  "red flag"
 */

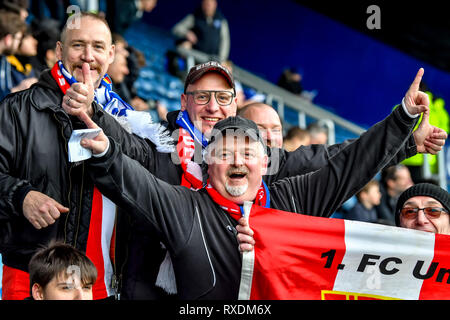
xmin=240 ymin=206 xmax=450 ymax=300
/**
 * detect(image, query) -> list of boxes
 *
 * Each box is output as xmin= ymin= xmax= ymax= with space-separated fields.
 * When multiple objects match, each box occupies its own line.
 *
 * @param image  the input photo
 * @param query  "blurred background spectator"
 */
xmin=0 ymin=0 xmax=29 ymax=21
xmin=112 ymin=32 xmax=168 ymax=120
xmin=172 ymin=0 xmax=230 ymax=62
xmin=106 ymin=0 xmax=158 ymax=35
xmin=375 ymin=165 xmax=414 ymax=225
xmin=278 ymin=67 xmax=304 ymax=95
xmin=29 ymin=19 xmax=60 ymax=78
xmin=28 ymin=0 xmax=70 ymax=26
xmin=6 ymin=25 xmax=38 ymax=88
xmin=345 ymin=180 xmax=382 ymax=223
xmin=277 ymin=66 xmax=317 ymax=102
xmin=283 ymin=127 xmax=311 ymax=151
xmin=0 ymin=8 xmax=27 ymax=100
xmin=307 ymin=121 xmax=328 ymax=145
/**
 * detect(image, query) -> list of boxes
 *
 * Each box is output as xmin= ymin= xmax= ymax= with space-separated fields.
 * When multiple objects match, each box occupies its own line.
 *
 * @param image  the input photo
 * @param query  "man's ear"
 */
xmin=230 ymin=97 xmax=238 ymax=116
xmin=55 ymin=41 xmax=63 ymax=61
xmin=3 ymin=34 xmax=12 ymax=48
xmin=108 ymin=43 xmax=115 ymax=65
xmin=180 ymin=93 xmax=187 ymax=111
xmin=260 ymin=153 xmax=268 ymax=176
xmin=31 ymin=283 xmax=44 ymax=300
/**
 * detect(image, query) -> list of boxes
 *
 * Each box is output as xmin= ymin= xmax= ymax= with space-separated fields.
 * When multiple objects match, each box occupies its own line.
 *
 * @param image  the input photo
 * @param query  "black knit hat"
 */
xmin=395 ymin=183 xmax=450 ymax=226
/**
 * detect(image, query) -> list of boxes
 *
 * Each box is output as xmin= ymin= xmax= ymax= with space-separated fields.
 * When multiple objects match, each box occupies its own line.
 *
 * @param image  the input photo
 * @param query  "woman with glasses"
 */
xmin=395 ymin=183 xmax=450 ymax=234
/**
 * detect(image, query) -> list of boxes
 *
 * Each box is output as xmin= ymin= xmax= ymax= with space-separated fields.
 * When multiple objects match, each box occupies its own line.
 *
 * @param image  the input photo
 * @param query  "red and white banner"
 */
xmin=239 ymin=205 xmax=450 ymax=300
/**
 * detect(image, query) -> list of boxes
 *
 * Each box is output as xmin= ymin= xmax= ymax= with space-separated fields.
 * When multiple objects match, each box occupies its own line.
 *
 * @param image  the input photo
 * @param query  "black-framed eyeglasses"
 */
xmin=400 ymin=207 xmax=449 ymax=219
xmin=186 ymin=90 xmax=235 ymax=106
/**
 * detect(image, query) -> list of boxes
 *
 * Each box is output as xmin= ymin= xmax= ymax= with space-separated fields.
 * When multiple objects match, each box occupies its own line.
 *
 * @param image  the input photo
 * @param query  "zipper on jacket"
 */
xmin=73 ymin=161 xmax=85 ymax=247
xmin=53 ymin=113 xmax=73 ymax=244
xmin=111 ymin=208 xmax=121 ymax=300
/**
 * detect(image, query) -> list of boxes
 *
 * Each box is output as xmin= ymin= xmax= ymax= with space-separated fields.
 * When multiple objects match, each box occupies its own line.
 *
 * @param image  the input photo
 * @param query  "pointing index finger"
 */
xmin=409 ymin=68 xmax=424 ymax=93
xmin=78 ymin=110 xmax=98 ymax=129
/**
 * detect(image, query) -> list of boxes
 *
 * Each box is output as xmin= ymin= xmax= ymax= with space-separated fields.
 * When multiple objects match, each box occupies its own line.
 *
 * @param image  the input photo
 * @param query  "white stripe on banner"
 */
xmin=238 ymin=202 xmax=254 ymax=300
xmin=333 ymin=220 xmax=435 ymax=300
xmin=101 ymin=195 xmax=116 ymax=297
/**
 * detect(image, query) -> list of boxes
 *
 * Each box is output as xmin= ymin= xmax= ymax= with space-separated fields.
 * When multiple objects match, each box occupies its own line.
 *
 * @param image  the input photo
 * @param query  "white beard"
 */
xmin=225 ymin=182 xmax=248 ymax=197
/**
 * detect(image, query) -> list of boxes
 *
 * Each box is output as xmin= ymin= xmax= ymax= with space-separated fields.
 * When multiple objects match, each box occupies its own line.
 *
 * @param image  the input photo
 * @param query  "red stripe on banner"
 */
xmin=248 ymin=206 xmax=346 ymax=299
xmin=85 ymin=187 xmax=107 ymax=300
xmin=419 ymin=233 xmax=450 ymax=300
xmin=1 ymin=265 xmax=30 ymax=300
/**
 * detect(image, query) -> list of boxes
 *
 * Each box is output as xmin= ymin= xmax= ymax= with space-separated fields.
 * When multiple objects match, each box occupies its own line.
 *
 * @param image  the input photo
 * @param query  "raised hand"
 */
xmin=62 ymin=62 xmax=95 ymax=117
xmin=78 ymin=110 xmax=109 ymax=155
xmin=403 ymin=68 xmax=430 ymax=116
xmin=414 ymin=120 xmax=448 ymax=154
xmin=236 ymin=217 xmax=255 ymax=252
xmin=23 ymin=191 xmax=69 ymax=229
xmin=405 ymin=68 xmax=448 ymax=154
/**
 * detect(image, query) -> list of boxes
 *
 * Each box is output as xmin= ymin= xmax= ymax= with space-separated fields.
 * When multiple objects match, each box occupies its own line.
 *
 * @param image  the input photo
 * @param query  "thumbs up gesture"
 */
xmin=62 ymin=62 xmax=96 ymax=118
xmin=405 ymin=68 xmax=448 ymax=154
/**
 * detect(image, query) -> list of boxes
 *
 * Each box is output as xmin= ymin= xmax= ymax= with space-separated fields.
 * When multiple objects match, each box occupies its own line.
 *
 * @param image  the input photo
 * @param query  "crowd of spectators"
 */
xmin=0 ymin=0 xmax=448 ymax=302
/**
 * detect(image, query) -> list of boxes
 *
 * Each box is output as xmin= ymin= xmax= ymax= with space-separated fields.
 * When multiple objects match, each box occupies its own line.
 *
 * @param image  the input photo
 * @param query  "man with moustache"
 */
xmin=64 ymin=57 xmax=447 ymax=300
xmin=0 ymin=12 xmax=158 ymax=300
xmin=395 ymin=183 xmax=450 ymax=235
xmin=78 ymin=67 xmax=436 ymax=298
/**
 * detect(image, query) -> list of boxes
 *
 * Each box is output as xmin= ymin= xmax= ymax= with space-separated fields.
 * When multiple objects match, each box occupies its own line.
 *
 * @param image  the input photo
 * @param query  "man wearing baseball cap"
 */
xmin=64 ymin=59 xmax=445 ymax=299
xmin=78 ymin=67 xmax=435 ymax=298
xmin=78 ymin=61 xmax=442 ymax=299
xmin=396 ymin=183 xmax=450 ymax=234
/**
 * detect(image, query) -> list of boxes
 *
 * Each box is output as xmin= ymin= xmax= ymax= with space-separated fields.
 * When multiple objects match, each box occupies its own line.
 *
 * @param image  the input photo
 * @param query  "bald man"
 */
xmin=238 ymin=102 xmax=283 ymax=148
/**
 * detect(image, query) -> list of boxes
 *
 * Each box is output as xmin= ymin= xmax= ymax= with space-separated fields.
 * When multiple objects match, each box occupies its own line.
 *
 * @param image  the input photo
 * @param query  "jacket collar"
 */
xmin=29 ymin=69 xmax=65 ymax=113
xmin=166 ymin=110 xmax=181 ymax=131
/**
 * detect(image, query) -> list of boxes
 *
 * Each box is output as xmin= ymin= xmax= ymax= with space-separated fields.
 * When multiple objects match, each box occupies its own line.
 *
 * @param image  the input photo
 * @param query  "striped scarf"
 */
xmin=52 ymin=61 xmax=174 ymax=153
xmin=175 ymin=110 xmax=208 ymax=189
xmin=55 ymin=60 xmax=134 ymax=116
xmin=205 ymin=179 xmax=271 ymax=220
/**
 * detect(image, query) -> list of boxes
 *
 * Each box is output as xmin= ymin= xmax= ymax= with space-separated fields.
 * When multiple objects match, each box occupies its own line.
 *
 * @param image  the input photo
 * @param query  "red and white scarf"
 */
xmin=205 ymin=179 xmax=271 ymax=220
xmin=177 ymin=128 xmax=204 ymax=189
xmin=51 ymin=62 xmax=117 ymax=299
xmin=51 ymin=61 xmax=174 ymax=153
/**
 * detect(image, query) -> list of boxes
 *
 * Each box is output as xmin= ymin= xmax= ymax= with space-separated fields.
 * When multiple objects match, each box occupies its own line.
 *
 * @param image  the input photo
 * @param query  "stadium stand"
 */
xmin=1 ymin=4 xmax=448 ymax=300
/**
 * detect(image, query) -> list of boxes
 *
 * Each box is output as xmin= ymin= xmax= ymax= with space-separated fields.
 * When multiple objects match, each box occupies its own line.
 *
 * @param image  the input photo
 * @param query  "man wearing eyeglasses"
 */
xmin=64 ymin=59 xmax=447 ymax=299
xmin=395 ymin=183 xmax=450 ymax=234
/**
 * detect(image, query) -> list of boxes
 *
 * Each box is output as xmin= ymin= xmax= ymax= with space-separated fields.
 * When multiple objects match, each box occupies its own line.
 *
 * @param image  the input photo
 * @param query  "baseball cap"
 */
xmin=184 ymin=61 xmax=235 ymax=95
xmin=208 ymin=116 xmax=265 ymax=148
xmin=395 ymin=183 xmax=450 ymax=226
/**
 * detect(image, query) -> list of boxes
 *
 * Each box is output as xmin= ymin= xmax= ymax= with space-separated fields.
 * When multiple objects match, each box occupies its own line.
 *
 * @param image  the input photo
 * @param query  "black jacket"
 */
xmin=95 ymin=106 xmax=417 ymax=299
xmin=192 ymin=7 xmax=226 ymax=56
xmin=0 ymin=70 xmax=151 ymax=273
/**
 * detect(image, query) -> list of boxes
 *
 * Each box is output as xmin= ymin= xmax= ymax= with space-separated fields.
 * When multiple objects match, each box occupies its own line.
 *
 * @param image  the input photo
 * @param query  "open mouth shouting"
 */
xmin=227 ymin=167 xmax=249 ymax=183
xmin=225 ymin=167 xmax=249 ymax=197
